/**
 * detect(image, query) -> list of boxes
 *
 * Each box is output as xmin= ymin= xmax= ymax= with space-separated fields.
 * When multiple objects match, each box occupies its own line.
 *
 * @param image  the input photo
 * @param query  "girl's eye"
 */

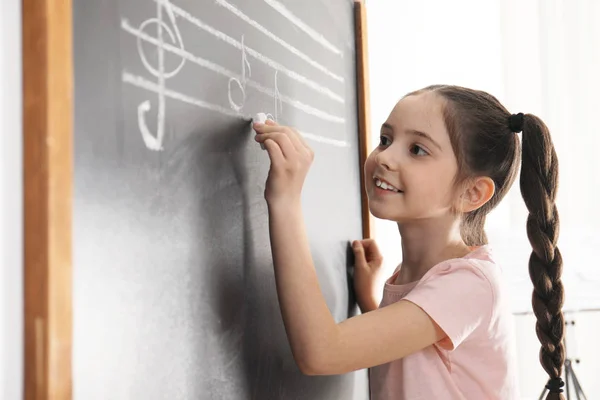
xmin=379 ymin=135 xmax=391 ymax=146
xmin=410 ymin=144 xmax=428 ymax=156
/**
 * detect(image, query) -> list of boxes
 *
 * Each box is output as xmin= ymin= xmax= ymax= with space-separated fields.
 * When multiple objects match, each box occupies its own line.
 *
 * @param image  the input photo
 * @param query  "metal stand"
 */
xmin=538 ymin=320 xmax=587 ymax=400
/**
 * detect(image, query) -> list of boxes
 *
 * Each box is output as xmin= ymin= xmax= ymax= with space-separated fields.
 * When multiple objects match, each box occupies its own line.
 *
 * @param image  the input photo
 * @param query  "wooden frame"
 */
xmin=354 ymin=0 xmax=374 ymax=239
xmin=22 ymin=0 xmax=73 ymax=398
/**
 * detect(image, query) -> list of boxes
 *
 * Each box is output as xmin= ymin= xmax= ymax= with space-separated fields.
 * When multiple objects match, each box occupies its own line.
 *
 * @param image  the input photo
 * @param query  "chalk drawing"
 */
xmin=215 ymin=0 xmax=343 ymax=80
xmin=135 ymin=0 xmax=185 ymax=150
xmin=122 ymin=0 xmax=350 ymax=149
xmin=263 ymin=0 xmax=342 ymax=56
xmin=154 ymin=0 xmax=344 ymax=104
xmin=228 ymin=35 xmax=251 ymax=113
xmin=123 ymin=72 xmax=350 ymax=148
xmin=122 ymin=19 xmax=345 ymax=124
xmin=125 ymin=72 xmax=238 ymax=116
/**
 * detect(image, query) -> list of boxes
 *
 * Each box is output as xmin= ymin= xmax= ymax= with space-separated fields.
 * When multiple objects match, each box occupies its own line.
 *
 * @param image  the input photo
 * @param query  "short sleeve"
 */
xmin=403 ymin=260 xmax=494 ymax=351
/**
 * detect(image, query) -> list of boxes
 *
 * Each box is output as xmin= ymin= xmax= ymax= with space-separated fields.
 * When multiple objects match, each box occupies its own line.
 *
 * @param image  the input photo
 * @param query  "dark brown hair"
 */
xmin=406 ymin=85 xmax=565 ymax=399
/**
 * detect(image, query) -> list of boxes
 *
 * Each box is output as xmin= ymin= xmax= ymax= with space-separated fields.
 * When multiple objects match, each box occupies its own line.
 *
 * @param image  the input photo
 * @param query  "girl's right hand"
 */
xmin=352 ymin=239 xmax=385 ymax=313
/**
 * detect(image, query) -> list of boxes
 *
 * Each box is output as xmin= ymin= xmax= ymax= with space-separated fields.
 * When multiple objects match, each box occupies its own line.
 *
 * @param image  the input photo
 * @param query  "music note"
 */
xmin=136 ymin=0 xmax=185 ymax=151
xmin=264 ymin=72 xmax=281 ymax=124
xmin=228 ymin=35 xmax=251 ymax=113
xmin=273 ymin=70 xmax=283 ymax=121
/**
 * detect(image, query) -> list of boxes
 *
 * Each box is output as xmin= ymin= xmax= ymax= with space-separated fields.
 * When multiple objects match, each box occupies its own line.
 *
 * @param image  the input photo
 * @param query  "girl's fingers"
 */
xmin=280 ymin=125 xmax=311 ymax=153
xmin=282 ymin=127 xmax=306 ymax=154
xmin=358 ymin=239 xmax=383 ymax=265
xmin=290 ymin=127 xmax=310 ymax=151
xmin=254 ymin=122 xmax=311 ymax=154
xmin=366 ymin=249 xmax=383 ymax=266
xmin=256 ymin=132 xmax=296 ymax=158
xmin=253 ymin=122 xmax=282 ymax=133
xmin=352 ymin=241 xmax=368 ymax=267
xmin=262 ymin=138 xmax=284 ymax=166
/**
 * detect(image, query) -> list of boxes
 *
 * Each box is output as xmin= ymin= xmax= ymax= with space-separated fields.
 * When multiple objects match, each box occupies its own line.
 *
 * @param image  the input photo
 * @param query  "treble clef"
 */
xmin=136 ymin=0 xmax=185 ymax=151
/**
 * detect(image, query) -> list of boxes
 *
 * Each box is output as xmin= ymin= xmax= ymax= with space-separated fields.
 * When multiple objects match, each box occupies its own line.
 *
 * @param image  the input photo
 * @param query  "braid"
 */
xmin=519 ymin=114 xmax=565 ymax=400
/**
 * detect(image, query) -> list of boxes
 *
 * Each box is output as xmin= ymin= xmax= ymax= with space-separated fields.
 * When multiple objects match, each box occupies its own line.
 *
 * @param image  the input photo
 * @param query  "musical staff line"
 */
xmin=121 ymin=19 xmax=345 ymax=124
xmin=124 ymin=71 xmax=238 ymax=116
xmin=122 ymin=72 xmax=350 ymax=148
xmin=153 ymin=0 xmax=344 ymax=104
xmin=300 ymin=131 xmax=350 ymax=147
xmin=214 ymin=0 xmax=343 ymax=81
xmin=263 ymin=0 xmax=342 ymax=56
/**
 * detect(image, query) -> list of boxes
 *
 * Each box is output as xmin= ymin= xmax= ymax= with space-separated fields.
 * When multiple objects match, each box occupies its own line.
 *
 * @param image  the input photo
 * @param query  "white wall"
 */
xmin=366 ymin=1 xmax=599 ymax=399
xmin=0 ymin=0 xmax=24 ymax=399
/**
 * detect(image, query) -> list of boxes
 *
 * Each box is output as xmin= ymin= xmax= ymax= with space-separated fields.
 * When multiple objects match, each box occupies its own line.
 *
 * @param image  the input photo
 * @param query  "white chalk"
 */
xmin=253 ymin=112 xmax=268 ymax=149
xmin=254 ymin=112 xmax=268 ymax=124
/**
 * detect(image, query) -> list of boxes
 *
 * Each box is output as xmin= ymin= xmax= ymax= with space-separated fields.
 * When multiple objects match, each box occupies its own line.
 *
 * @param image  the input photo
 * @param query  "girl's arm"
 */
xmin=254 ymin=121 xmax=446 ymax=375
xmin=268 ymin=202 xmax=445 ymax=375
xmin=356 ymin=292 xmax=379 ymax=314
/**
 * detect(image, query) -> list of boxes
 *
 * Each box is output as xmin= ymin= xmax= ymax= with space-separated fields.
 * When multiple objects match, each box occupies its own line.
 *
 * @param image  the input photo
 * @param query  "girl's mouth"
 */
xmin=373 ymin=177 xmax=403 ymax=193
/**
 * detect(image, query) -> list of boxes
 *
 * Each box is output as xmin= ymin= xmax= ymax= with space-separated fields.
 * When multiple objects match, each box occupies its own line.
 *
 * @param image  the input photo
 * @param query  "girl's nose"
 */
xmin=375 ymin=148 xmax=396 ymax=171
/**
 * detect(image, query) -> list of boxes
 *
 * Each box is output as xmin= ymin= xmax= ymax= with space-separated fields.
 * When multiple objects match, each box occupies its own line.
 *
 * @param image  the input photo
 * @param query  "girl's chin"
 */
xmin=368 ymin=203 xmax=402 ymax=221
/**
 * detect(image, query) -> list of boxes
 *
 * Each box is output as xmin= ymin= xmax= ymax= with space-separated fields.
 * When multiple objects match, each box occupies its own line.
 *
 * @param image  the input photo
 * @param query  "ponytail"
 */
xmin=519 ymin=114 xmax=565 ymax=399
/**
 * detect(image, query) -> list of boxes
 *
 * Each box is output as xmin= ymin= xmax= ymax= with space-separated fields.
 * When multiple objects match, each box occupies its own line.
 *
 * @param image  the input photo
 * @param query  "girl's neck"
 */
xmin=395 ymin=217 xmax=472 ymax=285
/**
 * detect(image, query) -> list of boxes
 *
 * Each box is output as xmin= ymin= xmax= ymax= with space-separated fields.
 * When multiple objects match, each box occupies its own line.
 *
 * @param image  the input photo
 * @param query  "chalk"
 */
xmin=253 ymin=112 xmax=268 ymax=150
xmin=254 ymin=112 xmax=268 ymax=124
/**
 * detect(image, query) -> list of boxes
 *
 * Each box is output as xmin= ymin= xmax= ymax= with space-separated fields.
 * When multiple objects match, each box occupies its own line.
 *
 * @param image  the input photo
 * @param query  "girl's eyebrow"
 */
xmin=381 ymin=122 xmax=442 ymax=151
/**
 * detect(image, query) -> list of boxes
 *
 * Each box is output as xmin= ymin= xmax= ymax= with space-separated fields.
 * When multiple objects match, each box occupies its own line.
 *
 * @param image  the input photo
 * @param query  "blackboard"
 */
xmin=70 ymin=0 xmax=370 ymax=399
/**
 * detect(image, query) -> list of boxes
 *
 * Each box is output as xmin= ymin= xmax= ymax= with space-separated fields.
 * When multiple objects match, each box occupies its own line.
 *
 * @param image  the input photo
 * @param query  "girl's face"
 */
xmin=365 ymin=93 xmax=461 ymax=223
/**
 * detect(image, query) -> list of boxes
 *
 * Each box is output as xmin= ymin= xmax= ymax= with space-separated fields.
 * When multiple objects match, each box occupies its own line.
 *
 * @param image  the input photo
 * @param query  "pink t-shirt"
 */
xmin=369 ymin=245 xmax=520 ymax=400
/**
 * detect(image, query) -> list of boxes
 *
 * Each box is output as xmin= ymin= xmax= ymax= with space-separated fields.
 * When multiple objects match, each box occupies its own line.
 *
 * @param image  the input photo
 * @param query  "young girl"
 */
xmin=253 ymin=84 xmax=565 ymax=400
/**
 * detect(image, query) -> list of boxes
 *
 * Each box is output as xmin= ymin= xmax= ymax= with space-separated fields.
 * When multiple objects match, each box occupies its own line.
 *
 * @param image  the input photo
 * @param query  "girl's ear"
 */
xmin=458 ymin=177 xmax=495 ymax=213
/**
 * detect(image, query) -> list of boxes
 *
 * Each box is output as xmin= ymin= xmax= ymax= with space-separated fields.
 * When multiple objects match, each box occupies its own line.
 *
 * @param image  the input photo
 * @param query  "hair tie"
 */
xmin=509 ymin=112 xmax=524 ymax=133
xmin=545 ymin=377 xmax=565 ymax=393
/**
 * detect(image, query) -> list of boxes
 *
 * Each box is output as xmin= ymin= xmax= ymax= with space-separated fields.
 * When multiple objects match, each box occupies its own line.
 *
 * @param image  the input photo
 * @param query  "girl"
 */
xmin=253 ymin=84 xmax=565 ymax=400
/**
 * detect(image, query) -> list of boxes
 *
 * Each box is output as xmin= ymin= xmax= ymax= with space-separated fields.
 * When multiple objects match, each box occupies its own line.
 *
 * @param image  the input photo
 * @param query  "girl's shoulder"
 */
xmin=419 ymin=244 xmax=501 ymax=289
